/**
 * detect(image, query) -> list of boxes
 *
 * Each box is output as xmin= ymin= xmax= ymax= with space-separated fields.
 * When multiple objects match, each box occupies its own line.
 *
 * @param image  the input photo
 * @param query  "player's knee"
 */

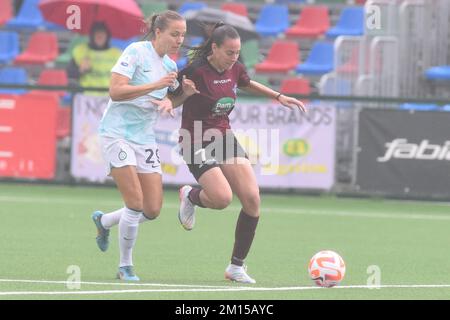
xmin=143 ymin=203 xmax=161 ymax=219
xmin=211 ymin=193 xmax=233 ymax=210
xmin=143 ymin=209 xmax=160 ymax=220
xmin=125 ymin=196 xmax=144 ymax=212
xmin=242 ymin=191 xmax=260 ymax=214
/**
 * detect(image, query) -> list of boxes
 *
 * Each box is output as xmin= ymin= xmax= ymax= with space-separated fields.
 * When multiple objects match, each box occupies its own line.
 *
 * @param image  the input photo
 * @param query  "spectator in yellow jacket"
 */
xmin=68 ymin=22 xmax=121 ymax=96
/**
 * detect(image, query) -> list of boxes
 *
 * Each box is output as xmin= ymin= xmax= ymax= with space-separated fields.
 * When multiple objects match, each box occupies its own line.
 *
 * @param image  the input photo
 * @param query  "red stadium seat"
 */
xmin=280 ymin=78 xmax=311 ymax=95
xmin=221 ymin=3 xmax=248 ymax=17
xmin=255 ymin=41 xmax=300 ymax=73
xmin=14 ymin=31 xmax=59 ymax=64
xmin=35 ymin=69 xmax=68 ymax=97
xmin=286 ymin=5 xmax=330 ymax=39
xmin=0 ymin=0 xmax=13 ymax=26
xmin=336 ymin=46 xmax=373 ymax=75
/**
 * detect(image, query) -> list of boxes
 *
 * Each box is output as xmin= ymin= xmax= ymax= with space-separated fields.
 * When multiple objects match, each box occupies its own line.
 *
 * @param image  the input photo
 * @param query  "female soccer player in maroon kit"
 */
xmin=170 ymin=23 xmax=306 ymax=283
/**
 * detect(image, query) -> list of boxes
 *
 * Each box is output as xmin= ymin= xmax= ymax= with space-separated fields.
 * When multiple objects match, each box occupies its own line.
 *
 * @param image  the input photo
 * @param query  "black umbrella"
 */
xmin=183 ymin=7 xmax=259 ymax=41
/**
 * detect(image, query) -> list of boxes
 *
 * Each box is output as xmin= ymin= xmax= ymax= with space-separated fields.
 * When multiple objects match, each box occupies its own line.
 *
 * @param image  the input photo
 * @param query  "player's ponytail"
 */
xmin=142 ymin=10 xmax=184 ymax=41
xmin=188 ymin=22 xmax=240 ymax=64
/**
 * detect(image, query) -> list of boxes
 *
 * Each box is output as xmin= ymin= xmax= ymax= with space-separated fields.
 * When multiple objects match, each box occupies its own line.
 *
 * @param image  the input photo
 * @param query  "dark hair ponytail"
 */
xmin=188 ymin=22 xmax=240 ymax=63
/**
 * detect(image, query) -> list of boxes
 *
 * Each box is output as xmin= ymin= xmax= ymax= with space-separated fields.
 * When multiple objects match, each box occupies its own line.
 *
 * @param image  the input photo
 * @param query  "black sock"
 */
xmin=231 ymin=209 xmax=259 ymax=266
xmin=188 ymin=187 xmax=206 ymax=208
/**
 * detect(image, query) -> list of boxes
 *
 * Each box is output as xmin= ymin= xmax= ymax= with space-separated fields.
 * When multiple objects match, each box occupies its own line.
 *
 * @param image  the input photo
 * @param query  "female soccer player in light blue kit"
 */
xmin=91 ymin=11 xmax=198 ymax=281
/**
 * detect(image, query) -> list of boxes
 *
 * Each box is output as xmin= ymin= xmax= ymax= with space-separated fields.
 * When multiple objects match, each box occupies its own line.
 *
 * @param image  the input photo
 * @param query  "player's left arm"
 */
xmin=168 ymin=75 xmax=200 ymax=108
xmin=240 ymin=80 xmax=307 ymax=113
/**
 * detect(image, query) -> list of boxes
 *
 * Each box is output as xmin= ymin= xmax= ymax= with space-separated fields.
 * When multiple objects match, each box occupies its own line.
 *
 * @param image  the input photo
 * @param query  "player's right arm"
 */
xmin=109 ymin=72 xmax=177 ymax=101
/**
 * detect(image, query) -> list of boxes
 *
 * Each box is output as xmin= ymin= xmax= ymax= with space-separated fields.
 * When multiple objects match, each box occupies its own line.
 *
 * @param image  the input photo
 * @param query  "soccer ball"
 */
xmin=308 ymin=250 xmax=346 ymax=288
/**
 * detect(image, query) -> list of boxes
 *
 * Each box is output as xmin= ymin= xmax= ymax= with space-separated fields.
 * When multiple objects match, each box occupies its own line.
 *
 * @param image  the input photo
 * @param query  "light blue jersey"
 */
xmin=99 ymin=41 xmax=178 ymax=145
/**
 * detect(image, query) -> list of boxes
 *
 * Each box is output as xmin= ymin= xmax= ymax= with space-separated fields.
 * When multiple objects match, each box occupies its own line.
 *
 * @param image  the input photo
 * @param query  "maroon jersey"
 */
xmin=175 ymin=58 xmax=251 ymax=142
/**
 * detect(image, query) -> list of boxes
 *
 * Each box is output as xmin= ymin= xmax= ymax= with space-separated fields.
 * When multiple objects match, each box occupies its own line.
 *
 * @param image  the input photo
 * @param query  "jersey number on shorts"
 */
xmin=145 ymin=149 xmax=160 ymax=168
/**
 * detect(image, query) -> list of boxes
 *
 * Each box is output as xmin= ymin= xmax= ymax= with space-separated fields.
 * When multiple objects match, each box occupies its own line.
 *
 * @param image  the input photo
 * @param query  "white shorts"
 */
xmin=100 ymin=136 xmax=162 ymax=175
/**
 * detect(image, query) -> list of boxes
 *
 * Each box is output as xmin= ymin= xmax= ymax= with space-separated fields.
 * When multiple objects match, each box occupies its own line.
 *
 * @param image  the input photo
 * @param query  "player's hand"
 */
xmin=181 ymin=75 xmax=199 ymax=96
xmin=151 ymin=98 xmax=175 ymax=117
xmin=278 ymin=95 xmax=307 ymax=113
xmin=154 ymin=72 xmax=178 ymax=90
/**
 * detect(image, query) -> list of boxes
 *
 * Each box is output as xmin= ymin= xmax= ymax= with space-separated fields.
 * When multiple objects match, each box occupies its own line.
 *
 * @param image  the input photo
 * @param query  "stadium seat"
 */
xmin=0 ymin=31 xmax=20 ymax=64
xmin=34 ymin=69 xmax=69 ymax=98
xmin=280 ymin=78 xmax=311 ymax=95
xmin=296 ymin=41 xmax=334 ymax=75
xmin=286 ymin=5 xmax=330 ymax=39
xmin=14 ymin=32 xmax=59 ymax=64
xmin=326 ymin=7 xmax=365 ymax=38
xmin=221 ymin=3 xmax=248 ymax=17
xmin=178 ymin=2 xmax=207 ymax=15
xmin=425 ymin=66 xmax=450 ymax=81
xmin=0 ymin=67 xmax=28 ymax=95
xmin=189 ymin=36 xmax=204 ymax=47
xmin=0 ymin=0 xmax=13 ymax=26
xmin=255 ymin=4 xmax=289 ymax=37
xmin=55 ymin=35 xmax=88 ymax=66
xmin=336 ymin=46 xmax=366 ymax=75
xmin=442 ymin=105 xmax=450 ymax=111
xmin=6 ymin=0 xmax=44 ymax=29
xmin=240 ymin=39 xmax=260 ymax=70
xmin=255 ymin=41 xmax=300 ymax=73
xmin=400 ymin=103 xmax=438 ymax=111
xmin=111 ymin=37 xmax=137 ymax=51
xmin=168 ymin=52 xmax=188 ymax=70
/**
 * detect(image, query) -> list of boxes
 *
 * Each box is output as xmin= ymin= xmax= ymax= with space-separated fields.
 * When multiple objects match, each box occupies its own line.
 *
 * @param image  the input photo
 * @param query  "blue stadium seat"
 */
xmin=442 ymin=105 xmax=450 ymax=111
xmin=0 ymin=67 xmax=28 ymax=95
xmin=296 ymin=41 xmax=334 ymax=75
xmin=400 ymin=103 xmax=438 ymax=111
xmin=176 ymin=57 xmax=188 ymax=70
xmin=0 ymin=31 xmax=19 ymax=64
xmin=6 ymin=0 xmax=63 ymax=30
xmin=178 ymin=2 xmax=207 ymax=15
xmin=255 ymin=4 xmax=289 ymax=37
xmin=189 ymin=36 xmax=204 ymax=47
xmin=110 ymin=37 xmax=138 ymax=51
xmin=326 ymin=7 xmax=364 ymax=38
xmin=6 ymin=0 xmax=43 ymax=29
xmin=425 ymin=66 xmax=450 ymax=81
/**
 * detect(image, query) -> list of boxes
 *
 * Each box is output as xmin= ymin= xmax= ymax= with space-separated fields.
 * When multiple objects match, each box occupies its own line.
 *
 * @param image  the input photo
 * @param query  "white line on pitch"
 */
xmin=0 ymin=278 xmax=244 ymax=289
xmin=1 ymin=284 xmax=450 ymax=296
xmin=1 ymin=195 xmax=450 ymax=222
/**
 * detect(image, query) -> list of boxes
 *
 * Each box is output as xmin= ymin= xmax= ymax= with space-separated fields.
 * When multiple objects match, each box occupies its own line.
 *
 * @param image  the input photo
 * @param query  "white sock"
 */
xmin=119 ymin=207 xmax=141 ymax=267
xmin=101 ymin=208 xmax=124 ymax=229
xmin=101 ymin=208 xmax=150 ymax=229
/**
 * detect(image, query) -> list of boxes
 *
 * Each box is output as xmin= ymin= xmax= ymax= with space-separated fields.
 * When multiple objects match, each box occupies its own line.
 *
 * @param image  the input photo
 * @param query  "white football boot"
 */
xmin=224 ymin=264 xmax=256 ymax=284
xmin=178 ymin=185 xmax=196 ymax=231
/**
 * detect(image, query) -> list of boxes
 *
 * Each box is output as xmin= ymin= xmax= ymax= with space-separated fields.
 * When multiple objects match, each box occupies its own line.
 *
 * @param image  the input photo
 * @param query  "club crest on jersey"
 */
xmin=212 ymin=97 xmax=235 ymax=116
xmin=118 ymin=149 xmax=127 ymax=161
